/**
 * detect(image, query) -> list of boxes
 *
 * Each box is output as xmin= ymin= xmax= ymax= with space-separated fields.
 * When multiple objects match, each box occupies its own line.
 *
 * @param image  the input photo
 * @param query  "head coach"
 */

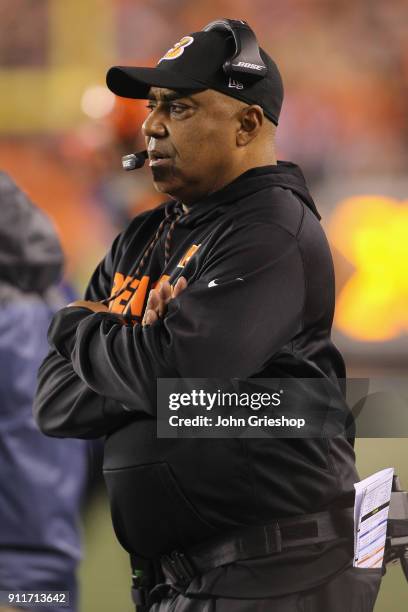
xmin=34 ymin=19 xmax=382 ymax=612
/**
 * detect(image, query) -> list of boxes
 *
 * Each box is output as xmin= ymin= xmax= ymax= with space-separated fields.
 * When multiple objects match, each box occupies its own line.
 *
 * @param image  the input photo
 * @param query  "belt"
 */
xmin=160 ymin=507 xmax=354 ymax=588
xmin=131 ymin=507 xmax=354 ymax=608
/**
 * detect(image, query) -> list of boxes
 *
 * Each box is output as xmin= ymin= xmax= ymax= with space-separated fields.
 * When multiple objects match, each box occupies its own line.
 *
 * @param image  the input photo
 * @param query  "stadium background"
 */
xmin=0 ymin=1 xmax=406 ymax=610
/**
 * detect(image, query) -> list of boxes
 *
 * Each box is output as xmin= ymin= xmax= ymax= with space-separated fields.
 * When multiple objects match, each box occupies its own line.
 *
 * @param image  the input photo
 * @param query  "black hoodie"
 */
xmin=34 ymin=163 xmax=358 ymax=580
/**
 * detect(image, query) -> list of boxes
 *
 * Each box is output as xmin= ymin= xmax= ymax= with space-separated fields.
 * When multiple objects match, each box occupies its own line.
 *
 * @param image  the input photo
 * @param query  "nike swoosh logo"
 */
xmin=208 ymin=277 xmax=244 ymax=288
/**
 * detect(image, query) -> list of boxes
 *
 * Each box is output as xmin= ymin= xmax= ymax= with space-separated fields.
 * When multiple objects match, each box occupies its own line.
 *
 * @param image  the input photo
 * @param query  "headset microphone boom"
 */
xmin=122 ymin=150 xmax=148 ymax=170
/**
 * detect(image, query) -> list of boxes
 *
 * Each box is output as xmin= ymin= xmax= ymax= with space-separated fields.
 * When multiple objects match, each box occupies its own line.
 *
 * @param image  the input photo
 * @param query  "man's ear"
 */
xmin=236 ymin=105 xmax=264 ymax=146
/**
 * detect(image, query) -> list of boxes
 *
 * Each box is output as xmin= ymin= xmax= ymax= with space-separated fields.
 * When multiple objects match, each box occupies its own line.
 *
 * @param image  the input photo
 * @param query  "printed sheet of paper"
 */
xmin=353 ymin=467 xmax=394 ymax=568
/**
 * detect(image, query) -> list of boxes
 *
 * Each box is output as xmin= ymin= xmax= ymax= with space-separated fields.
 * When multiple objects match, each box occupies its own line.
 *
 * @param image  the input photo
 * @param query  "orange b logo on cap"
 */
xmin=159 ymin=36 xmax=194 ymax=63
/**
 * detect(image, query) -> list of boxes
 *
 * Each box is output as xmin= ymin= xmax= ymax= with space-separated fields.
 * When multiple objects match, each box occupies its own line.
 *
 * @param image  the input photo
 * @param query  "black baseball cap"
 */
xmin=106 ymin=29 xmax=283 ymax=125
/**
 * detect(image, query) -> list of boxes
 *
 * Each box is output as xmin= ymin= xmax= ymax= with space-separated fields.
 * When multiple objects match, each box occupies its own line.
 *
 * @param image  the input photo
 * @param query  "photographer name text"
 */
xmin=168 ymin=414 xmax=306 ymax=428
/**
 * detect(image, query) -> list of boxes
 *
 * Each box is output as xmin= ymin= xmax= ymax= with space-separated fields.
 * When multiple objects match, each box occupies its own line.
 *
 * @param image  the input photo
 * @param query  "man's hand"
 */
xmin=67 ymin=300 xmax=110 ymax=313
xmin=142 ymin=277 xmax=187 ymax=326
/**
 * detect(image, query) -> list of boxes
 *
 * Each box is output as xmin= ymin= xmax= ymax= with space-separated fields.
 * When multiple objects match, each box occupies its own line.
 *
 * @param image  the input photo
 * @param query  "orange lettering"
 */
xmin=109 ymin=272 xmax=172 ymax=318
xmin=177 ymin=244 xmax=200 ymax=268
xmin=111 ymin=290 xmax=132 ymax=314
xmin=111 ymin=272 xmax=123 ymax=299
xmin=111 ymin=272 xmax=133 ymax=295
xmin=128 ymin=275 xmax=150 ymax=317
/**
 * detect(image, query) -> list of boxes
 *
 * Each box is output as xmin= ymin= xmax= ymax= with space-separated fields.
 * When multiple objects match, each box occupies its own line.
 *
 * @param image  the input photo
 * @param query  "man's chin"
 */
xmin=151 ymin=170 xmax=181 ymax=198
xmin=152 ymin=179 xmax=176 ymax=197
xmin=150 ymin=167 xmax=196 ymax=202
xmin=151 ymin=166 xmax=173 ymax=190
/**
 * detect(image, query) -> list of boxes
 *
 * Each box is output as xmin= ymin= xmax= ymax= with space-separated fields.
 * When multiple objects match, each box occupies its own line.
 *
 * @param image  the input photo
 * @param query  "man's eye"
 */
xmin=145 ymin=102 xmax=189 ymax=115
xmin=169 ymin=103 xmax=188 ymax=115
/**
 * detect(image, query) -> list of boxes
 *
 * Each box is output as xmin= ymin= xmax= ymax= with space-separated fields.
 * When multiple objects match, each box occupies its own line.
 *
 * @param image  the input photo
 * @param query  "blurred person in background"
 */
xmin=0 ymin=173 xmax=88 ymax=612
xmin=34 ymin=20 xmax=383 ymax=612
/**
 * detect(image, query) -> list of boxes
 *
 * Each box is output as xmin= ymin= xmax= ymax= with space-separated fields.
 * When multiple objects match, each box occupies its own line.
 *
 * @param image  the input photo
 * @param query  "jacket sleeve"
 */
xmin=0 ymin=301 xmax=87 ymax=596
xmin=34 ymin=233 xmax=136 ymax=438
xmin=34 ymin=350 xmax=136 ymax=438
xmin=47 ymin=223 xmax=305 ymax=411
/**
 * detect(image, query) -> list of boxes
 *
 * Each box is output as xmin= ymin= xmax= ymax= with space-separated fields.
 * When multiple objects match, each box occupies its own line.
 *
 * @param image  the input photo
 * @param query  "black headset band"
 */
xmin=202 ymin=18 xmax=267 ymax=81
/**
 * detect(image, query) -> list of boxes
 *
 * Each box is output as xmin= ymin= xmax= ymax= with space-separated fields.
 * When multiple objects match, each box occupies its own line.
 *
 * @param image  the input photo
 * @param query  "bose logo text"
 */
xmin=234 ymin=62 xmax=263 ymax=70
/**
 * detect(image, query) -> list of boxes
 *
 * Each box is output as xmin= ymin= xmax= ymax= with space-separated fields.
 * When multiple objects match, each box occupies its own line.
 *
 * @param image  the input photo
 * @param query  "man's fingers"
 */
xmin=143 ymin=286 xmax=166 ymax=325
xmin=142 ymin=279 xmax=187 ymax=325
xmin=142 ymin=290 xmax=159 ymax=325
xmin=142 ymin=309 xmax=158 ymax=327
xmin=158 ymin=280 xmax=172 ymax=316
xmin=146 ymin=289 xmax=160 ymax=311
xmin=173 ymin=276 xmax=188 ymax=298
xmin=67 ymin=299 xmax=109 ymax=313
xmin=159 ymin=280 xmax=172 ymax=302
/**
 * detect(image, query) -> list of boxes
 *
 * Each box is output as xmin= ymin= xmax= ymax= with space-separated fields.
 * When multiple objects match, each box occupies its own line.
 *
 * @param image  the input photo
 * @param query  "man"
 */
xmin=34 ymin=23 xmax=382 ymax=611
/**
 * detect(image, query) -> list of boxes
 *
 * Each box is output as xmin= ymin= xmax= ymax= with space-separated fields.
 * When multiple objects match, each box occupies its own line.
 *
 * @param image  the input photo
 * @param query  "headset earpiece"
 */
xmin=202 ymin=19 xmax=268 ymax=81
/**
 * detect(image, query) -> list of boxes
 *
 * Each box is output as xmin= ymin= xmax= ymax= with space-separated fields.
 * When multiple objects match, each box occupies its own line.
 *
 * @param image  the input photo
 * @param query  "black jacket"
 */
xmin=34 ymin=163 xmax=358 ymax=570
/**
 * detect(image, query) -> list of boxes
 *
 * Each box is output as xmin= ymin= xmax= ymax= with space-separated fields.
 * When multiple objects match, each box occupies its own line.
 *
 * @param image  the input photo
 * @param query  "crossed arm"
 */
xmin=35 ymin=223 xmax=304 ymax=438
xmin=68 ymin=276 xmax=187 ymax=324
xmin=34 ymin=278 xmax=186 ymax=438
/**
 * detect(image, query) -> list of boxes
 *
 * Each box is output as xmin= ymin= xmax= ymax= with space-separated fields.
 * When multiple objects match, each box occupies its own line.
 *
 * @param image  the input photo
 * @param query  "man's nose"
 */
xmin=142 ymin=110 xmax=167 ymax=139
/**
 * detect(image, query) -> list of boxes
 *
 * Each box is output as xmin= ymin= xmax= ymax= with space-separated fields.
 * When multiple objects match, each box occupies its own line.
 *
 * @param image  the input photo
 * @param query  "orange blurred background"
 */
xmin=0 ymin=3 xmax=407 ymax=611
xmin=1 ymin=0 xmax=406 ymax=371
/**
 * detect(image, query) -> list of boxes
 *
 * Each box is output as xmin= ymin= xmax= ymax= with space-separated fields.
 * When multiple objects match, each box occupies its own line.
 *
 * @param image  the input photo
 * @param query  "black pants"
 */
xmin=148 ymin=565 xmax=382 ymax=611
